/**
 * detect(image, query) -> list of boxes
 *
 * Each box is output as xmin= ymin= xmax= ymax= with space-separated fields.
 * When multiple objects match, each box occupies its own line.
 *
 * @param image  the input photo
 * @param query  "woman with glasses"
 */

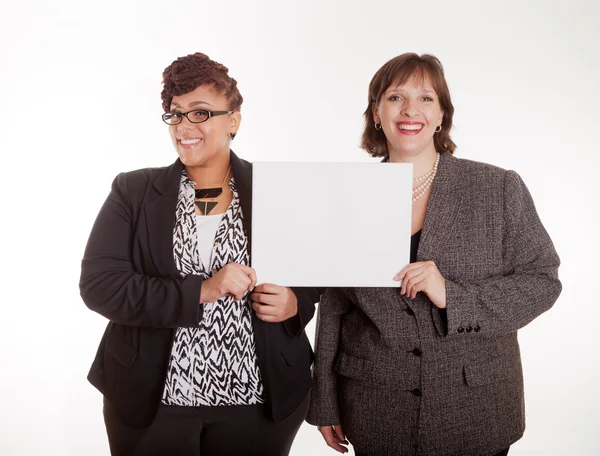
xmin=306 ymin=53 xmax=561 ymax=455
xmin=80 ymin=52 xmax=319 ymax=456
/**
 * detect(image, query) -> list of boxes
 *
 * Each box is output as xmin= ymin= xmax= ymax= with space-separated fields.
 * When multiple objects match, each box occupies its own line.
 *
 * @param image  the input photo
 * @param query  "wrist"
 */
xmin=200 ymin=278 xmax=217 ymax=303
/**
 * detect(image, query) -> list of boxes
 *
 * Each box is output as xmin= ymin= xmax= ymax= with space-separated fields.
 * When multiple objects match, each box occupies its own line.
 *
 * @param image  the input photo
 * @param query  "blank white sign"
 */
xmin=251 ymin=162 xmax=413 ymax=287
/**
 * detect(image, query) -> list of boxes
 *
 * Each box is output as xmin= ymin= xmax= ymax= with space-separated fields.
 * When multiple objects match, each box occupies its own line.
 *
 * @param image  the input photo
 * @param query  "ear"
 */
xmin=438 ymin=110 xmax=444 ymax=127
xmin=372 ymin=103 xmax=380 ymax=124
xmin=230 ymin=111 xmax=242 ymax=136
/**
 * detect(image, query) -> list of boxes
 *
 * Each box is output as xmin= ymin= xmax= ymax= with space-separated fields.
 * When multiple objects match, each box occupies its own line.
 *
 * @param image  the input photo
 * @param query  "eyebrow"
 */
xmin=386 ymin=87 xmax=436 ymax=95
xmin=170 ymin=100 xmax=214 ymax=110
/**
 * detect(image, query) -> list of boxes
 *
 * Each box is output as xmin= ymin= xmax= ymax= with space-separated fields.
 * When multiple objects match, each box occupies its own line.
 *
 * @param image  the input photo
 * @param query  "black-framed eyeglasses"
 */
xmin=161 ymin=109 xmax=233 ymax=125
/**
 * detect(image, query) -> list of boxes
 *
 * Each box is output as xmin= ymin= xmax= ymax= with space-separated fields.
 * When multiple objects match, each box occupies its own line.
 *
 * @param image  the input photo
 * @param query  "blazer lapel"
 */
xmin=400 ymin=152 xmax=466 ymax=323
xmin=144 ymin=159 xmax=183 ymax=277
xmin=417 ymin=152 xmax=466 ymax=262
xmin=230 ymin=150 xmax=253 ymax=258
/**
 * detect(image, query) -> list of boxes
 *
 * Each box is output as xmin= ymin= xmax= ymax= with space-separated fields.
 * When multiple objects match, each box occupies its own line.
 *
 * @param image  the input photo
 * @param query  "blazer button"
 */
xmin=457 ymin=326 xmax=465 ymax=333
xmin=405 ymin=307 xmax=415 ymax=316
xmin=212 ymin=265 xmax=218 ymax=271
xmin=474 ymin=325 xmax=481 ymax=332
xmin=411 ymin=388 xmax=422 ymax=397
xmin=466 ymin=326 xmax=473 ymax=333
xmin=411 ymin=348 xmax=422 ymax=357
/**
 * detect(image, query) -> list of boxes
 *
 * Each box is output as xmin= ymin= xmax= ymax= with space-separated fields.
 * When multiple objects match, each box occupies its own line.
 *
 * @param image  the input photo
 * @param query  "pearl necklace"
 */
xmin=412 ymin=153 xmax=440 ymax=203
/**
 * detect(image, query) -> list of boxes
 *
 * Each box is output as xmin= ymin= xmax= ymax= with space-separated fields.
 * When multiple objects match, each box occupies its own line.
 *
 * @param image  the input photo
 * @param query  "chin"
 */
xmin=177 ymin=150 xmax=208 ymax=167
xmin=394 ymin=140 xmax=433 ymax=156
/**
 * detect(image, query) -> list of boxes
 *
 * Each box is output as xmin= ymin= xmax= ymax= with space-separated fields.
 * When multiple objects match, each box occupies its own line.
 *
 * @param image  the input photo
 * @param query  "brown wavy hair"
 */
xmin=161 ymin=52 xmax=243 ymax=114
xmin=361 ymin=53 xmax=456 ymax=157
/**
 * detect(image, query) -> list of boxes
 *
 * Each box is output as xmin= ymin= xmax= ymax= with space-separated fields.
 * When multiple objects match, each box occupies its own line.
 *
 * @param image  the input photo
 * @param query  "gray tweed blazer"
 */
xmin=306 ymin=152 xmax=561 ymax=456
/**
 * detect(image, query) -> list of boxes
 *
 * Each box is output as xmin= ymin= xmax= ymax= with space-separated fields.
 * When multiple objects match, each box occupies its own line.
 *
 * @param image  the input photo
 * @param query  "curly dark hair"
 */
xmin=161 ymin=52 xmax=243 ymax=114
xmin=361 ymin=53 xmax=456 ymax=157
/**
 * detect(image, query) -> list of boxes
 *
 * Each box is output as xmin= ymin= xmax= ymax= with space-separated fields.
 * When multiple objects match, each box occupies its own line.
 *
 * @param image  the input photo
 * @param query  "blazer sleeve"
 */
xmin=305 ymin=288 xmax=349 ymax=426
xmin=433 ymin=170 xmax=562 ymax=337
xmin=79 ymin=172 xmax=204 ymax=328
xmin=282 ymin=287 xmax=322 ymax=336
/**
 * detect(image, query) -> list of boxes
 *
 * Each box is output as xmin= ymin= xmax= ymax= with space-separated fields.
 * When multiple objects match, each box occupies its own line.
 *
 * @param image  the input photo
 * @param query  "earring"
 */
xmin=435 ymin=125 xmax=442 ymax=133
xmin=374 ymin=122 xmax=382 ymax=131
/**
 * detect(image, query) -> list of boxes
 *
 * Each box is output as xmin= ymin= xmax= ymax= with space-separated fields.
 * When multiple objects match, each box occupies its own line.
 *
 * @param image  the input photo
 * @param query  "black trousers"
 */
xmin=103 ymin=394 xmax=309 ymax=456
xmin=355 ymin=449 xmax=509 ymax=456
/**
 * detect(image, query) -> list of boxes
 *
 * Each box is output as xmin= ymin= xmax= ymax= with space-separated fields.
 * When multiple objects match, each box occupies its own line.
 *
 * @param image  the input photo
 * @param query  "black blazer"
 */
xmin=80 ymin=151 xmax=319 ymax=428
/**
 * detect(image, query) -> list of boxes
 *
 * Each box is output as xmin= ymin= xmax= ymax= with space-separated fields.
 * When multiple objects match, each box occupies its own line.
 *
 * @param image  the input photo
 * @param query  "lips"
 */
xmin=179 ymin=138 xmax=202 ymax=145
xmin=178 ymin=137 xmax=203 ymax=150
xmin=396 ymin=122 xmax=423 ymax=135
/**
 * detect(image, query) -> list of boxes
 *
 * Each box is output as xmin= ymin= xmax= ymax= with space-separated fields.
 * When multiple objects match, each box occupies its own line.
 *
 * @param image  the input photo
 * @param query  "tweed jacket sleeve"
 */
xmin=305 ymin=288 xmax=350 ymax=426
xmin=433 ymin=170 xmax=562 ymax=337
xmin=80 ymin=171 xmax=204 ymax=328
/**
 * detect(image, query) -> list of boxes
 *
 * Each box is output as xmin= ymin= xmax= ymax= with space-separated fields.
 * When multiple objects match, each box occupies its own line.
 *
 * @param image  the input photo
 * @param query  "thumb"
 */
xmin=334 ymin=425 xmax=346 ymax=441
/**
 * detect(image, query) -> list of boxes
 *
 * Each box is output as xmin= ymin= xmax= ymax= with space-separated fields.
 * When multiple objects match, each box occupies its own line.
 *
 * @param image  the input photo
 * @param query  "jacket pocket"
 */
xmin=106 ymin=330 xmax=138 ymax=368
xmin=334 ymin=352 xmax=372 ymax=380
xmin=463 ymin=351 xmax=521 ymax=387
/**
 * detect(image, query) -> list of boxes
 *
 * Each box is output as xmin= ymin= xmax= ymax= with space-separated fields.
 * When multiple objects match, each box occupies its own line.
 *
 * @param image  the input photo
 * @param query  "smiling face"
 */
xmin=168 ymin=84 xmax=241 ymax=168
xmin=373 ymin=74 xmax=444 ymax=161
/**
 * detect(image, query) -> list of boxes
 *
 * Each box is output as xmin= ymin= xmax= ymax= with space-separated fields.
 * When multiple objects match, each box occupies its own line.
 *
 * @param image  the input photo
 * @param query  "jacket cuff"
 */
xmin=181 ymin=274 xmax=204 ymax=327
xmin=442 ymin=279 xmax=481 ymax=337
xmin=283 ymin=313 xmax=302 ymax=336
xmin=284 ymin=287 xmax=318 ymax=336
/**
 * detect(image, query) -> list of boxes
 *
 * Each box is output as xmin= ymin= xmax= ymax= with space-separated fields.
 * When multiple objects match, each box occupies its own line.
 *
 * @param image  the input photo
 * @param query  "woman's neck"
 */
xmin=389 ymin=150 xmax=438 ymax=180
xmin=185 ymin=158 xmax=231 ymax=188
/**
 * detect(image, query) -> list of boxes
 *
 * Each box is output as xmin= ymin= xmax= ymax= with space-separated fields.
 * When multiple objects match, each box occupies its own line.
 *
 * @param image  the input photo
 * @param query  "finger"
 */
xmin=319 ymin=426 xmax=345 ymax=445
xmin=235 ymin=264 xmax=257 ymax=277
xmin=393 ymin=266 xmax=409 ymax=281
xmin=401 ymin=268 xmax=426 ymax=295
xmin=405 ymin=274 xmax=427 ymax=299
xmin=230 ymin=288 xmax=246 ymax=302
xmin=319 ymin=427 xmax=348 ymax=453
xmin=333 ymin=425 xmax=347 ymax=442
xmin=235 ymin=267 xmax=253 ymax=284
xmin=228 ymin=272 xmax=253 ymax=300
xmin=245 ymin=267 xmax=257 ymax=290
xmin=394 ymin=261 xmax=427 ymax=281
xmin=250 ymin=292 xmax=279 ymax=306
xmin=254 ymin=283 xmax=283 ymax=294
xmin=252 ymin=302 xmax=278 ymax=316
xmin=394 ymin=261 xmax=424 ymax=276
xmin=229 ymin=264 xmax=257 ymax=289
xmin=229 ymin=276 xmax=251 ymax=299
xmin=402 ymin=270 xmax=426 ymax=297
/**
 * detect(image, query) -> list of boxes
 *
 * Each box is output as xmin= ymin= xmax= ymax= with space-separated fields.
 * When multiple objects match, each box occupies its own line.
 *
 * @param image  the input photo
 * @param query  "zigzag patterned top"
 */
xmin=161 ymin=170 xmax=264 ymax=406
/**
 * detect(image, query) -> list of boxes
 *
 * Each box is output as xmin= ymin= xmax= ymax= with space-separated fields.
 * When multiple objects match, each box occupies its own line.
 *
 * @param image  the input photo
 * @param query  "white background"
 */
xmin=1 ymin=0 xmax=598 ymax=454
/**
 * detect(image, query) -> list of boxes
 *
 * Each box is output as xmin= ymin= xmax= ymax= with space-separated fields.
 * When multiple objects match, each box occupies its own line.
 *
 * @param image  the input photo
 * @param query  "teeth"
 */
xmin=399 ymin=124 xmax=423 ymax=131
xmin=180 ymin=138 xmax=201 ymax=145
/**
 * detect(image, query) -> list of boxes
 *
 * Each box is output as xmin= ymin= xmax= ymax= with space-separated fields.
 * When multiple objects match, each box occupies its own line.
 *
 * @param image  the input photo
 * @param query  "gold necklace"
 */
xmin=194 ymin=165 xmax=231 ymax=215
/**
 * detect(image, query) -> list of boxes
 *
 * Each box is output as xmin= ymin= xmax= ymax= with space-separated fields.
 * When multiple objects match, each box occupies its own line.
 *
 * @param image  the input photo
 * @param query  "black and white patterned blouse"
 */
xmin=161 ymin=170 xmax=264 ymax=406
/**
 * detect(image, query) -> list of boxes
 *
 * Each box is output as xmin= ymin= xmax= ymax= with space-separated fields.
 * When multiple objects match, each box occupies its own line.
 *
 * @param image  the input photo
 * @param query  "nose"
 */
xmin=401 ymin=99 xmax=418 ymax=118
xmin=176 ymin=117 xmax=194 ymax=132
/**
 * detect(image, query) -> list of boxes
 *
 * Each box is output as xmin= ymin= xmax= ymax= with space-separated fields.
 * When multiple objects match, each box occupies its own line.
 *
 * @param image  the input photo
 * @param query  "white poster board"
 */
xmin=251 ymin=162 xmax=412 ymax=287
